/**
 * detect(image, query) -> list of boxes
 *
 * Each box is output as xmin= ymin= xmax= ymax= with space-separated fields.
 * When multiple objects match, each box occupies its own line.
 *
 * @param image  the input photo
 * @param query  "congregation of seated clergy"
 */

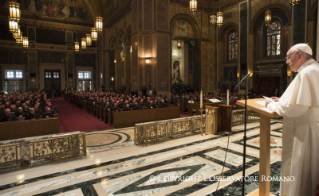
xmin=0 ymin=92 xmax=58 ymax=122
xmin=67 ymin=82 xmax=267 ymax=123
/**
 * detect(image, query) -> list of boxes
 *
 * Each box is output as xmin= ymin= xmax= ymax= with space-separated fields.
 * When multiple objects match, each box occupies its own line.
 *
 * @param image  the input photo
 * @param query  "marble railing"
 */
xmin=134 ymin=115 xmax=206 ymax=145
xmin=0 ymin=132 xmax=86 ymax=169
xmin=232 ymin=109 xmax=260 ymax=126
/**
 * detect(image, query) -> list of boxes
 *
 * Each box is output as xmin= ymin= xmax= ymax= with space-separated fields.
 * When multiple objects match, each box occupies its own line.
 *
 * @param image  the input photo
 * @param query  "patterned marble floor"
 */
xmin=0 ymin=121 xmax=283 ymax=196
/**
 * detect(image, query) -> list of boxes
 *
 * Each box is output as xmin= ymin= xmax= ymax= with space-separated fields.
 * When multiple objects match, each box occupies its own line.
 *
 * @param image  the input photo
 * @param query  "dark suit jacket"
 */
xmin=25 ymin=113 xmax=40 ymax=120
xmin=0 ymin=114 xmax=17 ymax=122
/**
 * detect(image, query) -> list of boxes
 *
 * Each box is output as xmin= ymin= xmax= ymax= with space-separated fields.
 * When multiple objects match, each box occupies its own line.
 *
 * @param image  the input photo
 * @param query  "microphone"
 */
xmin=234 ymin=69 xmax=280 ymax=90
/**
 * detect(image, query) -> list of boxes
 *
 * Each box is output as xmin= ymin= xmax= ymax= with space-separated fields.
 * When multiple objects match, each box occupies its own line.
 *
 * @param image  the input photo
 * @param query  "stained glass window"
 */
xmin=228 ymin=31 xmax=238 ymax=61
xmin=266 ymin=21 xmax=281 ymax=56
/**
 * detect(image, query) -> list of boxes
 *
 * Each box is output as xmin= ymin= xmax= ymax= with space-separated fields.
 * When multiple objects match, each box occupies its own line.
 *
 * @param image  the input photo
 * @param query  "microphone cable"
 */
xmin=214 ymin=95 xmax=236 ymax=194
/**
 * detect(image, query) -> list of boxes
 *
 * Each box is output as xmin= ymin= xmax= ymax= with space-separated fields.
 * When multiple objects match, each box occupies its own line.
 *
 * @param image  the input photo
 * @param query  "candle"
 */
xmin=227 ymin=89 xmax=229 ymax=105
xmin=200 ymin=90 xmax=203 ymax=109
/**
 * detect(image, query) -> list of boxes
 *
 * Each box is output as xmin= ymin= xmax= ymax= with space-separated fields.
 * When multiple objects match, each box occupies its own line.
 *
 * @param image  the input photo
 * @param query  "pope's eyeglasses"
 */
xmin=285 ymin=53 xmax=298 ymax=60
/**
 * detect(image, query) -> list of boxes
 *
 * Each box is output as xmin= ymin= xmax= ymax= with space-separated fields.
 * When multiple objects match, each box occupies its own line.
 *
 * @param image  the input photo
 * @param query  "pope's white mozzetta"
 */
xmin=267 ymin=43 xmax=319 ymax=196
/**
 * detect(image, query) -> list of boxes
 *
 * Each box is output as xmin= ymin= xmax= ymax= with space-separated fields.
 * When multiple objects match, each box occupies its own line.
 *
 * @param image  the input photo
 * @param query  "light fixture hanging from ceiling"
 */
xmin=216 ymin=0 xmax=223 ymax=28
xmin=114 ymin=58 xmax=117 ymax=64
xmin=265 ymin=9 xmax=272 ymax=26
xmin=189 ymin=0 xmax=197 ymax=14
xmin=290 ymin=0 xmax=301 ymax=5
xmin=8 ymin=17 xmax=18 ymax=33
xmin=81 ymin=37 xmax=86 ymax=49
xmin=95 ymin=16 xmax=103 ymax=32
xmin=217 ymin=12 xmax=223 ymax=27
xmin=9 ymin=1 xmax=20 ymax=22
xmin=86 ymin=33 xmax=92 ymax=46
xmin=16 ymin=32 xmax=22 ymax=44
xmin=74 ymin=41 xmax=79 ymax=52
xmin=12 ymin=25 xmax=21 ymax=39
xmin=210 ymin=14 xmax=217 ymax=25
xmin=22 ymin=36 xmax=28 ymax=48
xmin=265 ymin=0 xmax=271 ymax=26
xmin=91 ymin=27 xmax=98 ymax=41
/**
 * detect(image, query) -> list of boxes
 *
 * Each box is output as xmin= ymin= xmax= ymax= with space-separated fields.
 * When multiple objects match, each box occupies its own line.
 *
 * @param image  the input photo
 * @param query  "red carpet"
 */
xmin=50 ymin=97 xmax=112 ymax=133
xmin=180 ymin=113 xmax=190 ymax=118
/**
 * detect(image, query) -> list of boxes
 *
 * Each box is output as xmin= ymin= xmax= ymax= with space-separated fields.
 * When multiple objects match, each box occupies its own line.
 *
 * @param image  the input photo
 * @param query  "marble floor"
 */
xmin=0 ymin=121 xmax=283 ymax=196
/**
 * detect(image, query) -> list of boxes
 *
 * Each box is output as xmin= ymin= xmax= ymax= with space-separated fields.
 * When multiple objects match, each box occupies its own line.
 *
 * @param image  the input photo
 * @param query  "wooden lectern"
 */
xmin=237 ymin=99 xmax=278 ymax=196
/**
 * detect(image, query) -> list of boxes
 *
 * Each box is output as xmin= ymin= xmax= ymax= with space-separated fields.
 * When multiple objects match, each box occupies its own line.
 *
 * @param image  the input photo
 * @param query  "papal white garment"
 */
xmin=267 ymin=59 xmax=319 ymax=196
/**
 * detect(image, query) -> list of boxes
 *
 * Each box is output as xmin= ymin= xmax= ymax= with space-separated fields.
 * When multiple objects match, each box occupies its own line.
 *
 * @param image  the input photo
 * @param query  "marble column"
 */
xmin=317 ymin=0 xmax=319 ymax=60
xmin=239 ymin=1 xmax=248 ymax=92
xmin=131 ymin=0 xmax=170 ymax=94
xmin=124 ymin=44 xmax=131 ymax=93
xmin=247 ymin=0 xmax=253 ymax=89
xmin=115 ymin=49 xmax=121 ymax=90
xmin=292 ymin=0 xmax=306 ymax=44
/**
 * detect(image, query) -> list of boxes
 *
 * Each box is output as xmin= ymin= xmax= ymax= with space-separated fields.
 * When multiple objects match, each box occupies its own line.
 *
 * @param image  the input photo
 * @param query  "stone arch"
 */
xmin=116 ymin=30 xmax=125 ymax=47
xmin=220 ymin=23 xmax=239 ymax=63
xmin=124 ymin=25 xmax=131 ymax=45
xmin=170 ymin=13 xmax=200 ymax=39
xmin=250 ymin=3 xmax=291 ymax=34
xmin=109 ymin=37 xmax=116 ymax=50
xmin=218 ymin=22 xmax=238 ymax=42
xmin=309 ymin=0 xmax=318 ymax=21
xmin=84 ymin=0 xmax=102 ymax=19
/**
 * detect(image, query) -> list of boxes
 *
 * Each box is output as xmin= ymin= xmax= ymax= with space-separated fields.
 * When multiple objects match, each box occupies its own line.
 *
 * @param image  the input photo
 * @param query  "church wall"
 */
xmin=0 ymin=15 xmax=97 ymax=93
xmin=217 ymin=3 xmax=240 ymax=92
xmin=169 ymin=3 xmax=215 ymax=92
xmin=104 ymin=12 xmax=131 ymax=91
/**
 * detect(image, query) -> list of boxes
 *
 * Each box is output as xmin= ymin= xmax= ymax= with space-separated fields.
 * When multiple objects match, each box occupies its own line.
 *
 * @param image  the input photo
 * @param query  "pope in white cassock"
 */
xmin=265 ymin=43 xmax=319 ymax=196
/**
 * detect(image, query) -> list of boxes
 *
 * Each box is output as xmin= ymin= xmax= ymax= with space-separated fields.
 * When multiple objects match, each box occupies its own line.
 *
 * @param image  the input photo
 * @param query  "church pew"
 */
xmin=99 ymin=106 xmax=103 ymax=120
xmin=112 ymin=106 xmax=180 ymax=128
xmin=108 ymin=109 xmax=112 ymax=125
xmin=0 ymin=117 xmax=60 ymax=141
xmin=180 ymin=102 xmax=185 ymax=113
xmin=103 ymin=108 xmax=107 ymax=122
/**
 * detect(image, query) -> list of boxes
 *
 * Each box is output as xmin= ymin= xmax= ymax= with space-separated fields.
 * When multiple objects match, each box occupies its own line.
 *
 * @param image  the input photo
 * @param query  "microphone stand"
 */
xmin=234 ymin=72 xmax=251 ymax=196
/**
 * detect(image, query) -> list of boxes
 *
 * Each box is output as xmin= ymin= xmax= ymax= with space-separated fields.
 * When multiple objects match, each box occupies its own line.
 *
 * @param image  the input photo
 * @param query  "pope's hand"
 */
xmin=265 ymin=99 xmax=273 ymax=107
xmin=270 ymin=97 xmax=280 ymax=102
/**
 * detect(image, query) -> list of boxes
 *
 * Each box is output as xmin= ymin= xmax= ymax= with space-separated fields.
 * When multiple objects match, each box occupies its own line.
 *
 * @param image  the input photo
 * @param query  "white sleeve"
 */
xmin=267 ymin=102 xmax=309 ymax=118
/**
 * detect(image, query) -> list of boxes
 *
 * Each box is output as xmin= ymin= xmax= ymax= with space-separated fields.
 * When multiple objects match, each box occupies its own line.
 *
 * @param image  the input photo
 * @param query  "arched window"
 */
xmin=228 ymin=31 xmax=238 ymax=61
xmin=266 ymin=20 xmax=281 ymax=56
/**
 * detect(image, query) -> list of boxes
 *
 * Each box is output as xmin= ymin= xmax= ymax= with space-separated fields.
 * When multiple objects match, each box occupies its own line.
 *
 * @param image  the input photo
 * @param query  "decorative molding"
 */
xmin=0 ymin=40 xmax=97 ymax=53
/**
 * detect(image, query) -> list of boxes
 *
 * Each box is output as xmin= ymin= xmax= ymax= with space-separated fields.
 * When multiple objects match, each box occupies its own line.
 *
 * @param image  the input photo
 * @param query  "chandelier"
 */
xmin=9 ymin=1 xmax=20 ymax=22
xmin=210 ymin=14 xmax=217 ymax=25
xmin=95 ymin=16 xmax=103 ymax=32
xmin=16 ymin=32 xmax=22 ymax=44
xmin=91 ymin=27 xmax=98 ymax=41
xmin=81 ymin=38 xmax=86 ymax=49
xmin=12 ymin=25 xmax=21 ymax=39
xmin=22 ymin=37 xmax=28 ymax=48
xmin=74 ymin=41 xmax=79 ymax=52
xmin=189 ymin=0 xmax=197 ymax=14
xmin=7 ymin=1 xmax=28 ymax=48
xmin=9 ymin=17 xmax=18 ymax=33
xmin=290 ymin=0 xmax=300 ymax=5
xmin=265 ymin=9 xmax=272 ymax=26
xmin=217 ymin=12 xmax=223 ymax=27
xmin=216 ymin=0 xmax=223 ymax=28
xmin=86 ymin=34 xmax=92 ymax=46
